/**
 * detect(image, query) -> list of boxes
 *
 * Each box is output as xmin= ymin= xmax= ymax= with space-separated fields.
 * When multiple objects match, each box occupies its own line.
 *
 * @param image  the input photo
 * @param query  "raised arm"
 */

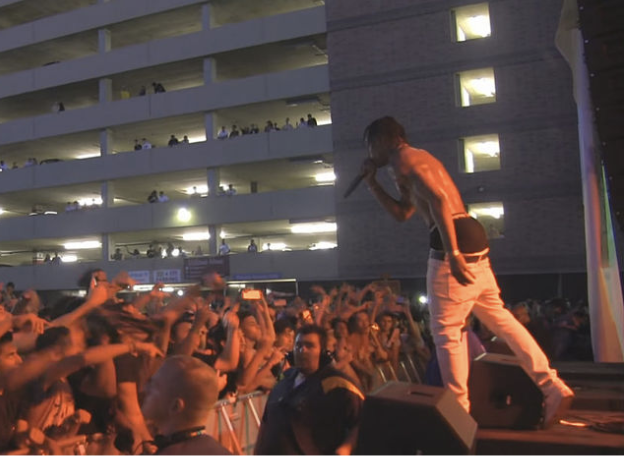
xmin=362 ymin=159 xmax=416 ymax=222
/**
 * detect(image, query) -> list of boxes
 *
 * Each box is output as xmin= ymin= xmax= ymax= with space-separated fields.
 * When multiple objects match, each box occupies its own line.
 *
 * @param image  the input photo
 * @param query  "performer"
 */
xmin=360 ymin=116 xmax=573 ymax=426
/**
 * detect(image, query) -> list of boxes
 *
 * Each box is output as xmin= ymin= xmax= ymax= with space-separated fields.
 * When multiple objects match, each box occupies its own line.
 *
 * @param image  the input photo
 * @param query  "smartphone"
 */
xmin=241 ymin=289 xmax=263 ymax=301
xmin=301 ymin=309 xmax=313 ymax=324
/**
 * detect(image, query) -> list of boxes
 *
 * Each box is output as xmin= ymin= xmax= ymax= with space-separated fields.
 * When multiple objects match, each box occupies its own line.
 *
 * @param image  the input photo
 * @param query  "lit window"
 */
xmin=460 ymin=134 xmax=501 ymax=173
xmin=456 ymin=68 xmax=496 ymax=107
xmin=452 ymin=3 xmax=491 ymax=42
xmin=468 ymin=202 xmax=504 ymax=239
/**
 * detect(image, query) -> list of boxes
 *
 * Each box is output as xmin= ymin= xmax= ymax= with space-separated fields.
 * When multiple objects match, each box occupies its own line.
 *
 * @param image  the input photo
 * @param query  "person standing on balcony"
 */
xmin=247 ymin=240 xmax=258 ymax=253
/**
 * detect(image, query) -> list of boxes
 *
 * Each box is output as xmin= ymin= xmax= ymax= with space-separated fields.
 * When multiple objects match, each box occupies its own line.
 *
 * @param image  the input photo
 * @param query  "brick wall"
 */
xmin=328 ymin=0 xmax=586 ymax=279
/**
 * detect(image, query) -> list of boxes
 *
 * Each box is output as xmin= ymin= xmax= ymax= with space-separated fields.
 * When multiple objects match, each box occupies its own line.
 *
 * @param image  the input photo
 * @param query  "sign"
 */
xmin=153 ymin=269 xmax=181 ymax=284
xmin=184 ymin=256 xmax=230 ymax=281
xmin=231 ymin=272 xmax=282 ymax=281
xmin=128 ymin=270 xmax=151 ymax=284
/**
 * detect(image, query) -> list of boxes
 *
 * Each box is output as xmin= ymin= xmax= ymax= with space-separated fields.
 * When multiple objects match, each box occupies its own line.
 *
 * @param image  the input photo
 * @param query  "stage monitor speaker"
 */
xmin=469 ymin=353 xmax=543 ymax=429
xmin=355 ymin=382 xmax=477 ymax=455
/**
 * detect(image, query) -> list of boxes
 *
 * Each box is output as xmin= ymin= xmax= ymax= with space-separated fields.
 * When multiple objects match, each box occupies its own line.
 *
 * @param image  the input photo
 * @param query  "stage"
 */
xmin=475 ymin=362 xmax=624 ymax=455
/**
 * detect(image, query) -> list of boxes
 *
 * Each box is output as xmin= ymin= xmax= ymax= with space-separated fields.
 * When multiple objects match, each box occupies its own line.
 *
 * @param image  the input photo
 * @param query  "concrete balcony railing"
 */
xmin=0 ymin=125 xmax=333 ymax=194
xmin=0 ymin=64 xmax=330 ymax=146
xmin=0 ymin=249 xmax=339 ymax=291
xmin=0 ymin=185 xmax=336 ymax=243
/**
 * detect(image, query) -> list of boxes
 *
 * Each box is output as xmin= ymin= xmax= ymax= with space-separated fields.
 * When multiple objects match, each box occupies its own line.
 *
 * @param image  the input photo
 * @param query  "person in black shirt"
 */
xmin=255 ymin=325 xmax=363 ymax=455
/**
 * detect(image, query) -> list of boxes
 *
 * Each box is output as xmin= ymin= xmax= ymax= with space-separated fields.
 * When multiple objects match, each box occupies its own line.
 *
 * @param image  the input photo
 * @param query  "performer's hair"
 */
xmin=363 ymin=116 xmax=407 ymax=146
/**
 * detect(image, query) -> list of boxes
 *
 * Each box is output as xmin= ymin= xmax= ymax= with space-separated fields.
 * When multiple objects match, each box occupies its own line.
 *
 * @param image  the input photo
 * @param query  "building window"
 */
xmin=452 ymin=3 xmax=491 ymax=42
xmin=460 ymin=134 xmax=500 ymax=173
xmin=468 ymin=202 xmax=504 ymax=239
xmin=456 ymin=68 xmax=496 ymax=107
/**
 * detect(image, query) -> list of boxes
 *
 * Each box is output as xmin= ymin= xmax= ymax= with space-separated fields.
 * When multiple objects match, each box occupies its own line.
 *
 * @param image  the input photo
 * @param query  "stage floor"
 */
xmin=475 ymin=362 xmax=624 ymax=455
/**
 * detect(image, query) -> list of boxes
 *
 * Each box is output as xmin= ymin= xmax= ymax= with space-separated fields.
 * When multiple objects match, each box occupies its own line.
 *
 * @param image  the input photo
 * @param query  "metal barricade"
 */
xmin=206 ymin=391 xmax=268 ymax=455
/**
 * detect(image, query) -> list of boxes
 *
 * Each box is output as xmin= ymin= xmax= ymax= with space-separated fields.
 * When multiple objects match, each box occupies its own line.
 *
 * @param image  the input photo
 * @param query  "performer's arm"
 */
xmin=362 ymin=159 xmax=415 ymax=222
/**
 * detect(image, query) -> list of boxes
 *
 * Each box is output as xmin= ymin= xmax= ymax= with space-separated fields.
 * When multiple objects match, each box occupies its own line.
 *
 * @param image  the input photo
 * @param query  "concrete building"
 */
xmin=0 ymin=0 xmax=585 ymax=301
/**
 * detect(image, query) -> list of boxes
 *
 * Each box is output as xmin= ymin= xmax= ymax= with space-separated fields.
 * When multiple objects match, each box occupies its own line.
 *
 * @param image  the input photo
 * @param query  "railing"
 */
xmin=4 ymin=355 xmax=425 ymax=455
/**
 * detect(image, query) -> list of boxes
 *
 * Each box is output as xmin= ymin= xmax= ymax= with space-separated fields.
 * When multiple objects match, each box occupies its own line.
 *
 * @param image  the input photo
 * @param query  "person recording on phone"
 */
xmin=254 ymin=325 xmax=364 ymax=455
xmin=359 ymin=116 xmax=573 ymax=425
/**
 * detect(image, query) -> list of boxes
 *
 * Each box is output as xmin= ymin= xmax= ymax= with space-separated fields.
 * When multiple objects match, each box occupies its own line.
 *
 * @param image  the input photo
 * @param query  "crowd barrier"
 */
xmin=4 ymin=356 xmax=425 ymax=455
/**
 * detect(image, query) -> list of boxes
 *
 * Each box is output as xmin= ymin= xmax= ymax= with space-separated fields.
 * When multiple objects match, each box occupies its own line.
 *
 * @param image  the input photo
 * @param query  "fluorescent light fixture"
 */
xmin=315 ymin=172 xmax=336 ymax=183
xmin=291 ymin=222 xmax=337 ymax=234
xmin=228 ymin=283 xmax=247 ymax=289
xmin=466 ymin=15 xmax=491 ymax=37
xmin=472 ymin=141 xmax=500 ymax=157
xmin=182 ymin=232 xmax=210 ymax=241
xmin=177 ymin=208 xmax=192 ymax=222
xmin=76 ymin=152 xmax=100 ymax=160
xmin=469 ymin=204 xmax=504 ymax=220
xmin=469 ymin=77 xmax=495 ymax=97
xmin=61 ymin=254 xmax=78 ymax=263
xmin=78 ymin=198 xmax=103 ymax=206
xmin=64 ymin=240 xmax=102 ymax=250
xmin=186 ymin=185 xmax=208 ymax=195
xmin=186 ymin=135 xmax=207 ymax=143
xmin=309 ymin=241 xmax=337 ymax=250
xmin=0 ymin=208 xmax=4 ymax=215
xmin=263 ymin=242 xmax=287 ymax=251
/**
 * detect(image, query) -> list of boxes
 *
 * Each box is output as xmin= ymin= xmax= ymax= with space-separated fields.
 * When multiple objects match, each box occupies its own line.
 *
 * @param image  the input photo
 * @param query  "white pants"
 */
xmin=427 ymin=256 xmax=556 ymax=411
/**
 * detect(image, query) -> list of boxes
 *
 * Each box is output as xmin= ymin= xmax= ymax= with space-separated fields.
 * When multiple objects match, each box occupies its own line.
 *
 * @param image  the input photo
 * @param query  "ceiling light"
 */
xmin=76 ymin=153 xmax=100 ymax=160
xmin=470 ymin=205 xmax=504 ymax=219
xmin=0 ymin=208 xmax=4 ymax=215
xmin=219 ymin=231 xmax=226 ymax=239
xmin=61 ymin=254 xmax=78 ymax=263
xmin=472 ymin=141 xmax=500 ymax=157
xmin=64 ymin=240 xmax=102 ymax=250
xmin=185 ymin=185 xmax=208 ymax=195
xmin=263 ymin=242 xmax=287 ymax=251
xmin=469 ymin=78 xmax=495 ymax=97
xmin=315 ymin=172 xmax=336 ymax=183
xmin=177 ymin=208 xmax=192 ymax=222
xmin=291 ymin=222 xmax=337 ymax=234
xmin=466 ymin=15 xmax=491 ymax=37
xmin=186 ymin=135 xmax=206 ymax=143
xmin=309 ymin=241 xmax=337 ymax=250
xmin=182 ymin=232 xmax=210 ymax=241
xmin=78 ymin=198 xmax=103 ymax=206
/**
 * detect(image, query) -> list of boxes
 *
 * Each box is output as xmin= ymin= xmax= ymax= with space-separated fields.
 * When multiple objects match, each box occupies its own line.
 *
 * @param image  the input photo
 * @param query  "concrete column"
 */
xmin=98 ymin=28 xmax=111 ymax=53
xmin=204 ymin=112 xmax=215 ymax=141
xmin=101 ymin=181 xmax=114 ymax=207
xmin=203 ymin=57 xmax=216 ymax=85
xmin=201 ymin=2 xmax=216 ymax=29
xmin=100 ymin=128 xmax=113 ymax=156
xmin=99 ymin=78 xmax=112 ymax=103
xmin=102 ymin=233 xmax=113 ymax=262
xmin=208 ymin=225 xmax=218 ymax=255
xmin=207 ymin=168 xmax=221 ymax=197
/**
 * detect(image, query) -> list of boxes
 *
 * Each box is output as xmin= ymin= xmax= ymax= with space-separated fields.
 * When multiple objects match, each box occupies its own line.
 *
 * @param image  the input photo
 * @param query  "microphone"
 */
xmin=343 ymin=172 xmax=366 ymax=199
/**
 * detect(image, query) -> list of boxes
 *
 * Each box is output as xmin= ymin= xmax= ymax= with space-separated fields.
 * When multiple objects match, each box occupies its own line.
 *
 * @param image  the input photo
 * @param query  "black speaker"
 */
xmin=355 ymin=382 xmax=477 ymax=455
xmin=469 ymin=353 xmax=543 ymax=429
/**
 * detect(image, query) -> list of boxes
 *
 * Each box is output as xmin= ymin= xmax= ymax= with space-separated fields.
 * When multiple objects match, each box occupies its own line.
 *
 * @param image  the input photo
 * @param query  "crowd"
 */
xmin=0 ymin=270 xmax=592 ymax=455
xmin=217 ymin=114 xmax=318 ymax=140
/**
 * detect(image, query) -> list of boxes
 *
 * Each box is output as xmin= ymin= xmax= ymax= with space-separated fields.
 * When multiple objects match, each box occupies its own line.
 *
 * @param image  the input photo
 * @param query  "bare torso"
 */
xmin=389 ymin=146 xmax=466 ymax=227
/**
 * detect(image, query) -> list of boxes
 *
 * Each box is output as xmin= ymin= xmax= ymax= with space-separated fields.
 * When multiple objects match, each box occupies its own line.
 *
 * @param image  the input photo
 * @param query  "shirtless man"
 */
xmin=360 ymin=116 xmax=573 ymax=426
